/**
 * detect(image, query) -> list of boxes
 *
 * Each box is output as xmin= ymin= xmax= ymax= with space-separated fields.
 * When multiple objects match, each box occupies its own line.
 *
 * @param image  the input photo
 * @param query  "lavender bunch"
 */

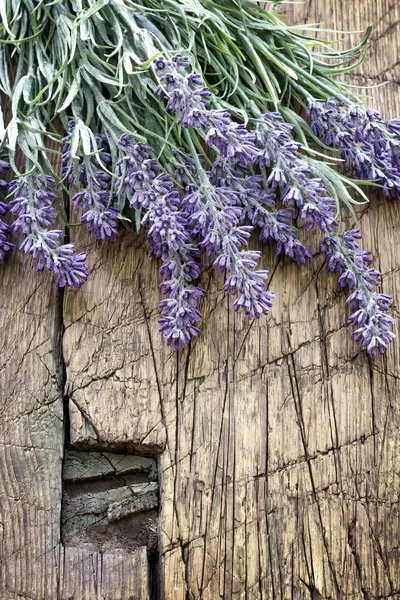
xmin=154 ymin=58 xmax=390 ymax=353
xmin=0 ymin=157 xmax=14 ymax=263
xmin=157 ymin=59 xmax=313 ymax=269
xmin=62 ymin=124 xmax=119 ymax=241
xmin=116 ymin=135 xmax=205 ymax=349
xmin=321 ymin=229 xmax=394 ymax=356
xmin=8 ymin=175 xmax=88 ymax=287
xmin=307 ymin=99 xmax=400 ymax=198
xmin=0 ymin=0 xmax=397 ymax=357
xmin=156 ymin=58 xmax=333 ymax=255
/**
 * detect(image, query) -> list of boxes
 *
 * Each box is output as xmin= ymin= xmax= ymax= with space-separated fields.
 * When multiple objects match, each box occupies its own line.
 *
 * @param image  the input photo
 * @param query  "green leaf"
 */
xmin=73 ymin=0 xmax=109 ymax=29
xmin=0 ymin=0 xmax=14 ymax=37
xmin=7 ymin=119 xmax=19 ymax=152
xmin=70 ymin=121 xmax=81 ymax=158
xmin=57 ymin=71 xmax=81 ymax=112
xmin=11 ymin=74 xmax=30 ymax=116
xmin=0 ymin=102 xmax=4 ymax=142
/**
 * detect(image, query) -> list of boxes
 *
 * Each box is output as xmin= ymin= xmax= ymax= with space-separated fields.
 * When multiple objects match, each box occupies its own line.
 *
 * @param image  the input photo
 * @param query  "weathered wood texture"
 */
xmin=63 ymin=3 xmax=400 ymax=600
xmin=1 ymin=1 xmax=400 ymax=600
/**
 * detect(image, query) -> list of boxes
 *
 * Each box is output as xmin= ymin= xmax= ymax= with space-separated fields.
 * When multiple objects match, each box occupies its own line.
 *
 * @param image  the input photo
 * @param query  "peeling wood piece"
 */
xmin=63 ymin=449 xmax=158 ymax=482
xmin=62 ymin=450 xmax=159 ymax=551
xmin=108 ymin=483 xmax=158 ymax=522
xmin=63 ymin=481 xmax=158 ymax=525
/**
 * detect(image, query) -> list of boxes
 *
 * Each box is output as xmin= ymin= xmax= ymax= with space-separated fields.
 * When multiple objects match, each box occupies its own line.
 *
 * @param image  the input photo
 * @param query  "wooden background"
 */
xmin=1 ymin=1 xmax=400 ymax=598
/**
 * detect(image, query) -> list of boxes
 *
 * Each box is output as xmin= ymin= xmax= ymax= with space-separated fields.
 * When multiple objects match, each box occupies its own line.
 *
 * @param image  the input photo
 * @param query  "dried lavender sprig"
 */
xmin=115 ymin=135 xmax=160 ymax=209
xmin=321 ymin=229 xmax=395 ymax=356
xmin=184 ymin=167 xmax=275 ymax=319
xmin=154 ymin=55 xmax=211 ymax=129
xmin=154 ymin=55 xmax=260 ymax=165
xmin=144 ymin=191 xmax=206 ymax=350
xmin=62 ymin=124 xmax=119 ymax=241
xmin=157 ymin=59 xmax=338 ymax=232
xmin=210 ymin=159 xmax=313 ymax=265
xmin=116 ymin=135 xmax=205 ymax=349
xmin=0 ymin=158 xmax=14 ymax=263
xmin=307 ymin=99 xmax=400 ymax=197
xmin=8 ymin=175 xmax=88 ymax=287
xmin=256 ymin=112 xmax=338 ymax=233
xmin=206 ymin=110 xmax=260 ymax=165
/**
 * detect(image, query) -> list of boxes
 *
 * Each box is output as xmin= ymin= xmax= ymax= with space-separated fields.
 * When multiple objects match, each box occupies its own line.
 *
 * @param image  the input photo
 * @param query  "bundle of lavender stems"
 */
xmin=0 ymin=0 xmax=398 ymax=357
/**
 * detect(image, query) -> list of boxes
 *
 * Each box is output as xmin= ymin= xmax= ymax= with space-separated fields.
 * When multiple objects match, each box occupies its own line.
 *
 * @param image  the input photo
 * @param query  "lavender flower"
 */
xmin=256 ymin=112 xmax=338 ymax=233
xmin=144 ymin=186 xmax=206 ymax=349
xmin=116 ymin=136 xmax=161 ymax=209
xmin=154 ymin=55 xmax=211 ymax=129
xmin=0 ymin=157 xmax=14 ymax=263
xmin=210 ymin=159 xmax=313 ymax=265
xmin=72 ymin=189 xmax=119 ymax=241
xmin=307 ymin=99 xmax=400 ymax=198
xmin=184 ymin=172 xmax=275 ymax=318
xmin=321 ymin=229 xmax=395 ymax=356
xmin=155 ymin=55 xmax=259 ymax=165
xmin=9 ymin=175 xmax=88 ymax=287
xmin=62 ymin=124 xmax=118 ymax=240
xmin=205 ymin=111 xmax=260 ymax=164
xmin=172 ymin=149 xmax=201 ymax=191
xmin=116 ymin=134 xmax=205 ymax=349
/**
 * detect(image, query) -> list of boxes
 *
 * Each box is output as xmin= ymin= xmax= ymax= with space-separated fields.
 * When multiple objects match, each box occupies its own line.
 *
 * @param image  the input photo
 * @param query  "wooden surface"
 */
xmin=1 ymin=1 xmax=400 ymax=599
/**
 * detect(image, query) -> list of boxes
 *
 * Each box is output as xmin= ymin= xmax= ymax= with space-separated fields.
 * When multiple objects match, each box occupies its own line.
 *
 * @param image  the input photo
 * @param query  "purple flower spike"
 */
xmin=256 ymin=112 xmax=338 ymax=233
xmin=154 ymin=53 xmax=211 ymax=129
xmin=72 ymin=188 xmax=119 ymax=241
xmin=210 ymin=159 xmax=313 ymax=265
xmin=117 ymin=134 xmax=205 ymax=349
xmin=185 ymin=170 xmax=275 ymax=319
xmin=206 ymin=112 xmax=260 ymax=164
xmin=62 ymin=124 xmax=118 ymax=241
xmin=0 ymin=156 xmax=14 ymax=263
xmin=307 ymin=98 xmax=400 ymax=198
xmin=155 ymin=55 xmax=260 ymax=166
xmin=9 ymin=175 xmax=88 ymax=287
xmin=321 ymin=229 xmax=395 ymax=356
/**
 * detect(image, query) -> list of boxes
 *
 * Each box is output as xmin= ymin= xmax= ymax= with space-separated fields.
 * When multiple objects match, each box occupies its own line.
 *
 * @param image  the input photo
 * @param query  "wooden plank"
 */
xmin=63 ymin=230 xmax=168 ymax=455
xmin=59 ymin=546 xmax=149 ymax=600
xmin=0 ymin=119 xmax=64 ymax=599
xmin=0 ymin=1 xmax=397 ymax=599
xmin=63 ymin=2 xmax=400 ymax=599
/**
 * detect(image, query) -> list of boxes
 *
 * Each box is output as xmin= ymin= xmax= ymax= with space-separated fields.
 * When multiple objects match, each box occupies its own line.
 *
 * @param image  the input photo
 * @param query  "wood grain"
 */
xmin=58 ymin=546 xmax=150 ymax=600
xmin=63 ymin=2 xmax=400 ymax=599
xmin=0 ymin=116 xmax=64 ymax=598
xmin=0 ymin=1 xmax=399 ymax=599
